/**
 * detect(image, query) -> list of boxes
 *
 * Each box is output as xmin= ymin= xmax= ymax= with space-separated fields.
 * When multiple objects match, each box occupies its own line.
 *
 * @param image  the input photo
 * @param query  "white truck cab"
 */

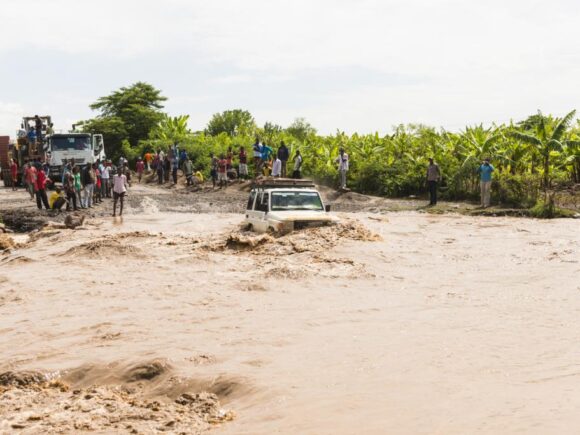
xmin=244 ymin=179 xmax=339 ymax=234
xmin=47 ymin=133 xmax=105 ymax=179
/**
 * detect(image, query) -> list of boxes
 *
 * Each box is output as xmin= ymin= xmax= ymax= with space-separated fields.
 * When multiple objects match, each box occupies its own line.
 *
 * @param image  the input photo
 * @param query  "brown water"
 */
xmin=1 ymin=208 xmax=579 ymax=434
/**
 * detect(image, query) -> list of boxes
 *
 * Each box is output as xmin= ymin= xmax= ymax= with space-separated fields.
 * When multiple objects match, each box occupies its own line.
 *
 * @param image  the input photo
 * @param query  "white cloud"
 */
xmin=1 ymin=0 xmax=579 ymax=134
xmin=0 ymin=102 xmax=25 ymax=137
xmin=211 ymin=75 xmax=254 ymax=85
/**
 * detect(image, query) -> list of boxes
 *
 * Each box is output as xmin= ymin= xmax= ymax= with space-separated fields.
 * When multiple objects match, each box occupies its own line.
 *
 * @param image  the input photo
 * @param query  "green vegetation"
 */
xmin=80 ymin=83 xmax=580 ymax=211
xmin=79 ymin=82 xmax=166 ymax=149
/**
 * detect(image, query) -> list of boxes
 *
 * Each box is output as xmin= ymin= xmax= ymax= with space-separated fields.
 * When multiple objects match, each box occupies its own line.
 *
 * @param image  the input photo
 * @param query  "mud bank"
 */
xmin=0 ymin=362 xmax=235 ymax=434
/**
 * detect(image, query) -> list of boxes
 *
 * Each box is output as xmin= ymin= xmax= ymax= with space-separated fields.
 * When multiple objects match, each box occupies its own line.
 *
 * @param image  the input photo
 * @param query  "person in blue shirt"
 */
xmin=27 ymin=127 xmax=36 ymax=145
xmin=61 ymin=159 xmax=71 ymax=185
xmin=260 ymin=142 xmax=273 ymax=176
xmin=179 ymin=149 xmax=187 ymax=169
xmin=252 ymin=139 xmax=262 ymax=176
xmin=477 ymin=158 xmax=494 ymax=207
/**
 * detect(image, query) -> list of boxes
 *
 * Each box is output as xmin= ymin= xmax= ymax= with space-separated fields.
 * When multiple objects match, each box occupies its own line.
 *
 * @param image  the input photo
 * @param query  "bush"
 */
xmin=493 ymin=173 xmax=541 ymax=208
xmin=529 ymin=196 xmax=575 ymax=218
xmin=351 ymin=160 xmax=389 ymax=195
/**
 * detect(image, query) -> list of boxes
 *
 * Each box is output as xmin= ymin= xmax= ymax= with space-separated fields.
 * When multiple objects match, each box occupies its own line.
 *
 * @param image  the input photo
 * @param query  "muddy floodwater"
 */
xmin=0 ymin=184 xmax=579 ymax=434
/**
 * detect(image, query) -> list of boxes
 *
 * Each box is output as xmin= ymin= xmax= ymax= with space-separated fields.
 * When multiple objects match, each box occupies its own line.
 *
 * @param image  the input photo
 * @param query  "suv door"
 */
xmin=254 ymin=192 xmax=269 ymax=233
xmin=245 ymin=190 xmax=257 ymax=227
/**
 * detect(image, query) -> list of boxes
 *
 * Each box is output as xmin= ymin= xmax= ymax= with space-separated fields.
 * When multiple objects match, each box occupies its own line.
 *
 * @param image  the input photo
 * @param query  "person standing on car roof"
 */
xmin=252 ymin=138 xmax=262 ymax=177
xmin=292 ymin=150 xmax=303 ymax=179
xmin=272 ymin=156 xmax=282 ymax=178
xmin=277 ymin=141 xmax=289 ymax=178
xmin=260 ymin=142 xmax=274 ymax=176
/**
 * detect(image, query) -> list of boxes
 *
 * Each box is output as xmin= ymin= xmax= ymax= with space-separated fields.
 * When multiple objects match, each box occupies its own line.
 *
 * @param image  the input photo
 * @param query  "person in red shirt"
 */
xmin=35 ymin=168 xmax=50 ymax=210
xmin=136 ymin=157 xmax=145 ymax=183
xmin=25 ymin=163 xmax=37 ymax=200
xmin=94 ymin=164 xmax=102 ymax=204
xmin=218 ymin=154 xmax=228 ymax=188
xmin=9 ymin=159 xmax=18 ymax=191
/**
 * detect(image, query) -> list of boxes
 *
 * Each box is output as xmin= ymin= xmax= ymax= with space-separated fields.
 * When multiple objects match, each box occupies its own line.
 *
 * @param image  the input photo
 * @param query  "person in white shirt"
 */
xmin=335 ymin=148 xmax=349 ymax=189
xmin=292 ymin=151 xmax=303 ymax=179
xmin=272 ymin=157 xmax=282 ymax=177
xmin=112 ymin=168 xmax=128 ymax=217
xmin=99 ymin=161 xmax=110 ymax=198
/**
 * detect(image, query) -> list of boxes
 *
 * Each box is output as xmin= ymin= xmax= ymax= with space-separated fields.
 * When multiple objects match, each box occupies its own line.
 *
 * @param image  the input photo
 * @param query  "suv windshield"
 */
xmin=271 ymin=191 xmax=323 ymax=211
xmin=51 ymin=136 xmax=91 ymax=151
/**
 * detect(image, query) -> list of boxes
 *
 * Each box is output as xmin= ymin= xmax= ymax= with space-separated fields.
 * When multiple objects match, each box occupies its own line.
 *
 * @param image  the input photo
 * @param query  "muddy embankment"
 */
xmin=0 ymin=360 xmax=237 ymax=434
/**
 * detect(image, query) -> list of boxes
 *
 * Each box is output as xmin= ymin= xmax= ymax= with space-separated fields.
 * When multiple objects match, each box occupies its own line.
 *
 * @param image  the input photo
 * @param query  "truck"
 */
xmin=244 ymin=178 xmax=339 ymax=234
xmin=1 ymin=116 xmax=106 ymax=185
xmin=46 ymin=132 xmax=105 ymax=180
xmin=0 ymin=116 xmax=51 ymax=186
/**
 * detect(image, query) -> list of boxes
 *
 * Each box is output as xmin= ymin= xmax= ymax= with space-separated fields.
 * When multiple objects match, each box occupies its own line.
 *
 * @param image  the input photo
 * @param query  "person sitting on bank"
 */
xmin=183 ymin=157 xmax=194 ymax=186
xmin=49 ymin=186 xmax=67 ymax=211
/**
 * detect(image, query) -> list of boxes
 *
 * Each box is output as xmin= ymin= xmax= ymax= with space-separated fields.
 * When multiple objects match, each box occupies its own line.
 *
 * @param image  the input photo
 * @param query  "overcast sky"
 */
xmin=1 ymin=0 xmax=580 ymax=136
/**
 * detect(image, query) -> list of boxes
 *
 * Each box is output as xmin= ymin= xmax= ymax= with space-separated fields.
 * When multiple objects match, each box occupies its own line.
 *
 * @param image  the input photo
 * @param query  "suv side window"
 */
xmin=258 ymin=193 xmax=269 ymax=212
xmin=247 ymin=191 xmax=256 ymax=210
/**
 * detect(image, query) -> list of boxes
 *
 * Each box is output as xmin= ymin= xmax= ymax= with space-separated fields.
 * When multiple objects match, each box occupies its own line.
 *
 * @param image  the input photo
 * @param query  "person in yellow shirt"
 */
xmin=48 ymin=187 xmax=67 ymax=210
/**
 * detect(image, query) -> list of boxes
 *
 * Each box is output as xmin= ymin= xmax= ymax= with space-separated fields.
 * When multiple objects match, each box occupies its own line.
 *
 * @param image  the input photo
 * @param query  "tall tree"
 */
xmin=206 ymin=109 xmax=255 ymax=136
xmin=286 ymin=117 xmax=316 ymax=142
xmin=79 ymin=82 xmax=166 ymax=160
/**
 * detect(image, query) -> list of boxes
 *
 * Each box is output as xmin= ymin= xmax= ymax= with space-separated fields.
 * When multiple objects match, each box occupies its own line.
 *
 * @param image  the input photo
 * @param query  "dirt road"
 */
xmin=0 ymin=183 xmax=579 ymax=434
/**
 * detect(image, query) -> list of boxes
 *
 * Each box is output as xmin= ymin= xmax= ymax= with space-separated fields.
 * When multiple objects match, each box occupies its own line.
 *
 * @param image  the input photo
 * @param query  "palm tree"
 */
xmin=151 ymin=114 xmax=190 ymax=144
xmin=510 ymin=110 xmax=576 ymax=194
xmin=458 ymin=125 xmax=502 ymax=169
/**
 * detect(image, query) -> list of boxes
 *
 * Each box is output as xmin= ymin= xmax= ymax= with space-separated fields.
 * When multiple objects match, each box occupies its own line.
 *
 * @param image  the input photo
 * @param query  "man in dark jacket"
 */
xmin=34 ymin=115 xmax=43 ymax=144
xmin=277 ymin=141 xmax=289 ymax=178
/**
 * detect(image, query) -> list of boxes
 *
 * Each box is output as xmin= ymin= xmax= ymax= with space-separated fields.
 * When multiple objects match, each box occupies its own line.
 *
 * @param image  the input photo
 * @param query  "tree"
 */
xmin=80 ymin=82 xmax=167 ymax=159
xmin=206 ymin=109 xmax=255 ymax=136
xmin=263 ymin=121 xmax=283 ymax=144
xmin=458 ymin=125 xmax=502 ymax=168
xmin=286 ymin=117 xmax=316 ymax=142
xmin=510 ymin=110 xmax=577 ymax=194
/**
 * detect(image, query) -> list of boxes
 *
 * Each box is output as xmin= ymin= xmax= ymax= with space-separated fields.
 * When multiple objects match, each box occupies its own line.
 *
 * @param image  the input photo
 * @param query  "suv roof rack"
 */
xmin=252 ymin=177 xmax=316 ymax=189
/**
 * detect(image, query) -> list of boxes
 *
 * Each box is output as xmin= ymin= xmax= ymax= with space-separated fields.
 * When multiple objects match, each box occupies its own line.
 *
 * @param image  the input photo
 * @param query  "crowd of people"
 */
xmin=9 ymin=157 xmax=131 ymax=216
xmin=6 ymin=138 xmax=497 ymax=215
xmin=140 ymin=140 xmax=306 ymax=190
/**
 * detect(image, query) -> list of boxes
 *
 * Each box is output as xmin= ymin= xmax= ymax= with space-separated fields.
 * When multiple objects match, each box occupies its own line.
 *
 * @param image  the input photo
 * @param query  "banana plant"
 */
xmin=509 ymin=110 xmax=576 ymax=192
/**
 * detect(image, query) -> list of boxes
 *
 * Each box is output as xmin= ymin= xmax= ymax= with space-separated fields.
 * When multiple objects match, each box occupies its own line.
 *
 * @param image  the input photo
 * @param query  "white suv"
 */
xmin=244 ymin=179 xmax=339 ymax=234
